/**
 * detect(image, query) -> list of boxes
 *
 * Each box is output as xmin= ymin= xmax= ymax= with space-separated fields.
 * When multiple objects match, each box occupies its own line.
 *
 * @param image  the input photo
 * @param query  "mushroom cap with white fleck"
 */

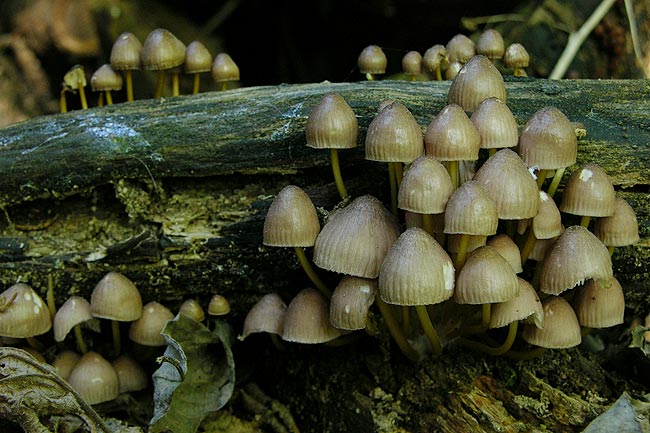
xmin=0 ymin=283 xmax=52 ymax=338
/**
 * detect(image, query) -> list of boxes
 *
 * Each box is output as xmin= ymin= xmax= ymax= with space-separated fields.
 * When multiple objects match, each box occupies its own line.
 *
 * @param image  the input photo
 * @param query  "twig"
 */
xmin=624 ymin=0 xmax=646 ymax=77
xmin=549 ymin=0 xmax=618 ymax=79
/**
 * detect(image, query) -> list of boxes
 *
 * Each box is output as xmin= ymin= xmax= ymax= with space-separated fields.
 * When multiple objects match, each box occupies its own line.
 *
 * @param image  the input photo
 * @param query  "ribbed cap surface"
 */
xmin=365 ymin=102 xmax=424 ymax=163
xmin=329 ymin=276 xmax=377 ymax=330
xmin=306 ymin=93 xmax=358 ymax=150
xmin=518 ymin=107 xmax=577 ymax=170
xmin=263 ymin=185 xmax=320 ymax=247
xmin=398 ymin=156 xmax=453 ymax=214
xmin=282 ymin=289 xmax=341 ymax=343
xmin=454 ymin=245 xmax=519 ymax=304
xmin=522 ymin=297 xmax=581 ymax=349
xmin=424 ymin=104 xmax=480 ymax=161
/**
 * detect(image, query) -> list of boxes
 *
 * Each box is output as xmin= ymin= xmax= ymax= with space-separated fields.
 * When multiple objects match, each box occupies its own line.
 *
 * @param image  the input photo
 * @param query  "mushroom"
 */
xmin=475 ymin=29 xmax=505 ymax=63
xmin=447 ymin=55 xmax=506 ymax=112
xmin=178 ymin=298 xmax=205 ymax=322
xmin=357 ymin=45 xmax=387 ymax=81
xmin=141 ymin=28 xmax=186 ymax=98
xmin=90 ymin=64 xmax=123 ymax=106
xmin=113 ymin=354 xmax=148 ymax=394
xmin=401 ymin=50 xmax=423 ymax=81
xmin=281 ymin=288 xmax=341 ymax=344
xmin=110 ymin=32 xmax=142 ymax=102
xmin=68 ymin=351 xmax=119 ymax=405
xmin=503 ymin=43 xmax=530 ymax=77
xmin=54 ymin=295 xmax=94 ymax=353
xmin=0 ymin=283 xmax=52 ymax=350
xmin=184 ymin=41 xmax=213 ymax=94
xmin=423 ymin=44 xmax=448 ymax=81
xmin=211 ymin=53 xmax=240 ymax=91
xmin=128 ymin=301 xmax=174 ymax=347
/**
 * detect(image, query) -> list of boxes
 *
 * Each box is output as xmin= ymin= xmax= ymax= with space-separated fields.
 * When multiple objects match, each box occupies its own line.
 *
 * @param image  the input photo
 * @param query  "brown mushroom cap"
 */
xmin=110 ymin=32 xmax=142 ymax=70
xmin=53 ymin=295 xmax=93 ymax=342
xmin=239 ymin=293 xmax=287 ymax=340
xmin=90 ymin=271 xmax=142 ymax=322
xmin=178 ymin=299 xmax=205 ymax=322
xmin=446 ymin=34 xmax=476 ymax=64
xmin=313 ymin=195 xmax=400 ymax=278
xmin=447 ymin=55 xmax=506 ymax=112
xmin=379 ymin=227 xmax=455 ymax=306
xmin=522 ymin=297 xmax=581 ymax=349
xmin=560 ymin=163 xmax=616 ymax=218
xmin=90 ymin=64 xmax=123 ymax=92
xmin=444 ymin=180 xmax=498 ymax=236
xmin=503 ymin=43 xmax=530 ymax=69
xmin=398 ymin=155 xmax=453 ymax=214
xmin=358 ymin=45 xmax=387 ymax=75
xmin=113 ymin=354 xmax=148 ymax=394
xmin=68 ymin=351 xmax=119 ymax=405
xmin=594 ymin=196 xmax=640 ymax=247
xmin=329 ymin=276 xmax=377 ymax=331
xmin=424 ymin=104 xmax=480 ymax=161
xmin=211 ymin=53 xmax=240 ymax=82
xmin=263 ymin=185 xmax=320 ymax=247
xmin=476 ymin=29 xmax=505 ymax=60
xmin=141 ymin=28 xmax=186 ymax=70
xmin=490 ymin=278 xmax=543 ymax=328
xmin=184 ymin=40 xmax=213 ymax=74
xmin=0 ymin=283 xmax=52 ymax=338
xmin=365 ymin=102 xmax=424 ymax=163
xmin=533 ymin=191 xmax=563 ymax=239
xmin=517 ymin=106 xmax=577 ymax=170
xmin=207 ymin=294 xmax=230 ymax=316
xmin=487 ymin=234 xmax=523 ymax=273
xmin=51 ymin=350 xmax=81 ymax=381
xmin=128 ymin=301 xmax=174 ymax=346
xmin=573 ymin=277 xmax=624 ymax=328
xmin=454 ymin=245 xmax=519 ymax=304
xmin=423 ymin=44 xmax=449 ymax=73
xmin=402 ymin=50 xmax=423 ymax=75
xmin=470 ymin=97 xmax=518 ymax=150
xmin=306 ymin=93 xmax=358 ymax=150
xmin=281 ymin=288 xmax=341 ymax=344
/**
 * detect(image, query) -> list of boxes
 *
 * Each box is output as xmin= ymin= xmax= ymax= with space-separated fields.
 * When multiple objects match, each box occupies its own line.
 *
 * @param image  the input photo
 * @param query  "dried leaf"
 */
xmin=149 ymin=314 xmax=235 ymax=433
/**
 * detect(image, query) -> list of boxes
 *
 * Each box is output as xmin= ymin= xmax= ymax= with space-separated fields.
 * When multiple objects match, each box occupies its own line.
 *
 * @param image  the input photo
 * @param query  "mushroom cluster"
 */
xmin=248 ymin=36 xmax=638 ymax=361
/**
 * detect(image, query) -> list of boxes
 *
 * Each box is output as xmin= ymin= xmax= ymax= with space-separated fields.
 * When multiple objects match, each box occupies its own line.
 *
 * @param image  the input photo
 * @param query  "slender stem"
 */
xmin=459 ymin=321 xmax=518 ymax=356
xmin=580 ymin=215 xmax=591 ymax=228
xmin=220 ymin=82 xmax=227 ymax=91
xmin=422 ymin=213 xmax=435 ymax=236
xmin=394 ymin=162 xmax=403 ymax=186
xmin=330 ymin=148 xmax=348 ymax=199
xmin=74 ymin=324 xmax=88 ymax=354
xmin=269 ymin=333 xmax=285 ymax=351
xmin=435 ymin=66 xmax=442 ymax=81
xmin=402 ymin=306 xmax=411 ymax=335
xmin=26 ymin=337 xmax=45 ymax=352
xmin=448 ymin=160 xmax=459 ymax=191
xmin=375 ymin=298 xmax=420 ymax=361
xmin=514 ymin=68 xmax=528 ymax=77
xmin=154 ymin=71 xmax=165 ymax=98
xmin=59 ymin=91 xmax=67 ymax=113
xmin=105 ymin=91 xmax=113 ymax=106
xmin=78 ymin=83 xmax=88 ymax=110
xmin=608 ymin=245 xmax=615 ymax=256
xmin=416 ymin=305 xmax=442 ymax=355
xmin=536 ymin=169 xmax=547 ymax=189
xmin=365 ymin=73 xmax=375 ymax=81
xmin=294 ymin=247 xmax=331 ymax=298
xmin=192 ymin=73 xmax=201 ymax=94
xmin=454 ymin=233 xmax=470 ymax=269
xmin=520 ymin=227 xmax=537 ymax=264
xmin=97 ymin=92 xmax=104 ymax=107
xmin=547 ymin=167 xmax=565 ymax=198
xmin=388 ymin=163 xmax=398 ymax=217
xmin=111 ymin=320 xmax=121 ymax=356
xmin=172 ymin=72 xmax=180 ymax=96
xmin=482 ymin=303 xmax=491 ymax=328
xmin=488 ymin=148 xmax=496 ymax=157
xmin=125 ymin=70 xmax=134 ymax=102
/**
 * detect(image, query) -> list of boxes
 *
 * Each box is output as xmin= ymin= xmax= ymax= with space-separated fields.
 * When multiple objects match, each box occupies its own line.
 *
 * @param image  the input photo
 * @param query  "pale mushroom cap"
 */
xmin=365 ymin=102 xmax=424 ymax=163
xmin=522 ymin=297 xmax=582 ymax=349
xmin=446 ymin=34 xmax=476 ymax=64
xmin=54 ymin=295 xmax=92 ymax=342
xmin=423 ymin=44 xmax=448 ymax=72
xmin=398 ymin=155 xmax=453 ymax=214
xmin=178 ymin=298 xmax=205 ymax=322
xmin=128 ymin=301 xmax=174 ymax=346
xmin=476 ymin=29 xmax=505 ymax=60
xmin=358 ymin=45 xmax=387 ymax=74
xmin=51 ymin=350 xmax=81 ymax=381
xmin=402 ymin=50 xmax=423 ymax=75
xmin=329 ymin=276 xmax=377 ymax=331
xmin=445 ymin=61 xmax=463 ymax=80
xmin=473 ymin=149 xmax=539 ymax=220
xmin=533 ymin=191 xmax=563 ymax=239
xmin=113 ymin=354 xmax=148 ymax=393
xmin=594 ymin=196 xmax=640 ymax=246
xmin=281 ymin=288 xmax=341 ymax=344
xmin=263 ymin=185 xmax=320 ymax=247
xmin=313 ymin=195 xmax=400 ymax=278
xmin=208 ymin=294 xmax=230 ymax=316
xmin=573 ymin=277 xmax=625 ymax=328
xmin=90 ymin=271 xmax=142 ymax=322
xmin=184 ymin=40 xmax=213 ymax=73
xmin=379 ymin=228 xmax=455 ymax=306
xmin=490 ymin=278 xmax=543 ymax=328
xmin=454 ymin=245 xmax=520 ymax=304
xmin=141 ymin=28 xmax=186 ymax=70
xmin=110 ymin=32 xmax=142 ymax=70
xmin=518 ymin=106 xmax=577 ymax=170
xmin=487 ymin=234 xmax=523 ymax=273
xmin=470 ymin=97 xmax=518 ymax=150
xmin=0 ymin=283 xmax=52 ymax=338
xmin=540 ymin=225 xmax=613 ymax=295
xmin=68 ymin=351 xmax=119 ymax=405
xmin=306 ymin=93 xmax=358 ymax=150
xmin=240 ymin=293 xmax=287 ymax=340
xmin=424 ymin=104 xmax=480 ymax=161
xmin=211 ymin=53 xmax=240 ymax=82
xmin=447 ymin=55 xmax=506 ymax=112
xmin=90 ymin=64 xmax=123 ymax=92
xmin=560 ymin=163 xmax=616 ymax=217
xmin=503 ymin=43 xmax=530 ymax=69
xmin=444 ymin=180 xmax=498 ymax=235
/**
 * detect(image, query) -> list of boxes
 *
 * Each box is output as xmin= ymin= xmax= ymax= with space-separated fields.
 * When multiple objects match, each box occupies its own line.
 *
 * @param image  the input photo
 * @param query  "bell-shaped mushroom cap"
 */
xmin=446 ymin=234 xmax=486 ymax=254
xmin=522 ymin=297 xmax=582 ymax=349
xmin=490 ymin=278 xmax=543 ymax=329
xmin=184 ymin=40 xmax=213 ymax=74
xmin=444 ymin=180 xmax=498 ymax=236
xmin=68 ymin=351 xmax=119 ymax=405
xmin=470 ymin=97 xmax=518 ymax=150
xmin=211 ymin=53 xmax=240 ymax=82
xmin=313 ymin=195 xmax=400 ymax=278
xmin=540 ymin=225 xmax=613 ymax=295
xmin=476 ymin=29 xmax=505 ymax=60
xmin=239 ymin=293 xmax=286 ymax=340
xmin=560 ymin=163 xmax=616 ymax=218
xmin=487 ymin=234 xmax=523 ymax=273
xmin=398 ymin=156 xmax=453 ymax=214
xmin=90 ymin=271 xmax=142 ymax=322
xmin=423 ymin=44 xmax=448 ymax=73
xmin=110 ymin=32 xmax=142 ymax=70
xmin=446 ymin=34 xmax=476 ymax=64
xmin=365 ymin=102 xmax=424 ymax=163
xmin=573 ymin=277 xmax=624 ymax=328
xmin=454 ymin=245 xmax=519 ymax=304
xmin=358 ymin=45 xmax=387 ymax=75
xmin=529 ymin=231 xmax=562 ymax=262
xmin=0 ymin=283 xmax=52 ymax=338
xmin=51 ymin=350 xmax=80 ymax=381
xmin=90 ymin=64 xmax=123 ymax=92
xmin=329 ymin=276 xmax=377 ymax=331
xmin=141 ymin=28 xmax=186 ymax=70
xmin=128 ymin=301 xmax=174 ymax=346
xmin=594 ymin=196 xmax=640 ymax=247
xmin=473 ymin=149 xmax=539 ymax=220
xmin=178 ymin=298 xmax=205 ymax=322
xmin=447 ymin=55 xmax=506 ymax=112
xmin=402 ymin=50 xmax=423 ymax=75
xmin=533 ymin=191 xmax=563 ymax=239
xmin=503 ymin=43 xmax=530 ymax=69
xmin=306 ymin=93 xmax=358 ymax=150
xmin=379 ymin=228 xmax=455 ymax=306
xmin=263 ymin=185 xmax=320 ymax=247
xmin=445 ymin=61 xmax=463 ymax=80
xmin=54 ymin=295 xmax=92 ymax=342
xmin=207 ymin=294 xmax=230 ymax=316
xmin=424 ymin=104 xmax=480 ymax=161
xmin=518 ymin=106 xmax=577 ymax=170
xmin=281 ymin=288 xmax=341 ymax=343
xmin=113 ymin=354 xmax=148 ymax=394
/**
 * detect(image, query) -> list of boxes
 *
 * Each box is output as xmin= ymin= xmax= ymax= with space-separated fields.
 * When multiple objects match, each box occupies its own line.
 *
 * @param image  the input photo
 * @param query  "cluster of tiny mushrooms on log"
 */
xmin=0 ymin=26 xmax=640 ymax=412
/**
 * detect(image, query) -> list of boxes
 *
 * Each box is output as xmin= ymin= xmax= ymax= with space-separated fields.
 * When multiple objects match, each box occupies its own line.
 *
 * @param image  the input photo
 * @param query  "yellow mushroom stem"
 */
xmin=220 ymin=82 xmax=228 ymax=91
xmin=580 ymin=215 xmax=591 ymax=228
xmin=192 ymin=73 xmax=201 ymax=94
xmin=519 ymin=227 xmax=537 ymax=264
xmin=46 ymin=274 xmax=56 ymax=319
xmin=375 ymin=298 xmax=420 ymax=362
xmin=447 ymin=160 xmax=459 ymax=191
xmin=422 ymin=214 xmax=435 ymax=236
xmin=608 ymin=246 xmax=616 ymax=256
xmin=26 ymin=337 xmax=45 ymax=352
xmin=482 ymin=303 xmax=491 ymax=328
xmin=536 ymin=169 xmax=547 ymax=189
xmin=105 ymin=90 xmax=113 ymax=106
xmin=454 ymin=234 xmax=470 ymax=269
xmin=488 ymin=148 xmax=497 ymax=157
xmin=513 ymin=67 xmax=528 ymax=77
xmin=78 ymin=80 xmax=88 ymax=110
xmin=330 ymin=148 xmax=348 ymax=200
xmin=111 ymin=319 xmax=121 ymax=357
xmin=415 ymin=305 xmax=442 ymax=355
xmin=171 ymin=71 xmax=180 ymax=96
xmin=154 ymin=70 xmax=165 ymax=98
xmin=293 ymin=247 xmax=331 ymax=298
xmin=459 ymin=320 xmax=519 ymax=356
xmin=388 ymin=163 xmax=398 ymax=217
xmin=59 ymin=90 xmax=68 ymax=113
xmin=125 ymin=70 xmax=134 ymax=102
xmin=435 ymin=66 xmax=442 ymax=81
xmin=97 ymin=92 xmax=104 ymax=107
xmin=546 ymin=167 xmax=566 ymax=198
xmin=365 ymin=72 xmax=375 ymax=81
xmin=74 ymin=324 xmax=88 ymax=354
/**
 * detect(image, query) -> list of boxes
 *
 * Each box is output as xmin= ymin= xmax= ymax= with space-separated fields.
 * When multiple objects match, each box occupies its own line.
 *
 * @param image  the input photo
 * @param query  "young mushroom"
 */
xmin=68 ymin=351 xmax=119 ymax=405
xmin=211 ymin=53 xmax=240 ymax=90
xmin=110 ymin=32 xmax=142 ymax=102
xmin=141 ymin=28 xmax=186 ymax=98
xmin=357 ymin=45 xmax=387 ymax=81
xmin=184 ymin=40 xmax=213 ymax=94
xmin=54 ymin=295 xmax=94 ymax=354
